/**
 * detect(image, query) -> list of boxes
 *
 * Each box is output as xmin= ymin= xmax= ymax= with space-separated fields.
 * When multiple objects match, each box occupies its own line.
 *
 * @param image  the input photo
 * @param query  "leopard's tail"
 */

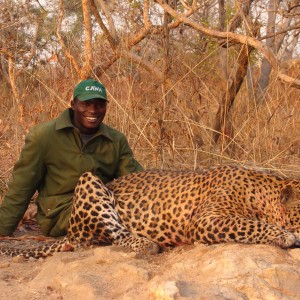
xmin=0 ymin=237 xmax=74 ymax=259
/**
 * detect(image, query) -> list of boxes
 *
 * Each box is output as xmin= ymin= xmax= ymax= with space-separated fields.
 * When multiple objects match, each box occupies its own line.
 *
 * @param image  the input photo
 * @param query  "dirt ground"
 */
xmin=2 ymin=197 xmax=300 ymax=300
xmin=1 ymin=226 xmax=300 ymax=300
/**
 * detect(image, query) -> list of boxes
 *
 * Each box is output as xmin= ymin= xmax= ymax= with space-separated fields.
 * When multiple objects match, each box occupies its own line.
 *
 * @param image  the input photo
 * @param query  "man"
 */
xmin=0 ymin=79 xmax=143 ymax=237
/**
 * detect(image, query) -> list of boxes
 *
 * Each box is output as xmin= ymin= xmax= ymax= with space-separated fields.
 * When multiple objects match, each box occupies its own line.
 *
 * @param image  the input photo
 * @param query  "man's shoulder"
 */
xmin=28 ymin=118 xmax=56 ymax=136
xmin=28 ymin=110 xmax=70 ymax=136
xmin=22 ymin=119 xmax=57 ymax=148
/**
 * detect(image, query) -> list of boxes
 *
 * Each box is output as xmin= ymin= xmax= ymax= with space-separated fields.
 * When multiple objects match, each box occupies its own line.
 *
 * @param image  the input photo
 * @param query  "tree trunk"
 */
xmin=254 ymin=0 xmax=280 ymax=104
xmin=212 ymin=44 xmax=254 ymax=148
xmin=158 ymin=0 xmax=175 ymax=167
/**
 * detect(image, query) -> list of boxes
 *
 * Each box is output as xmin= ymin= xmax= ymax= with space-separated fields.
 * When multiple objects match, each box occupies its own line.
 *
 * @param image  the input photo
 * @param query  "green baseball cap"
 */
xmin=73 ymin=79 xmax=108 ymax=102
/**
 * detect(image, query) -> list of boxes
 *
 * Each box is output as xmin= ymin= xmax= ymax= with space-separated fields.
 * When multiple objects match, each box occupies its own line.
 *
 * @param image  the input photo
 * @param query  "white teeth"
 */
xmin=86 ymin=117 xmax=97 ymax=121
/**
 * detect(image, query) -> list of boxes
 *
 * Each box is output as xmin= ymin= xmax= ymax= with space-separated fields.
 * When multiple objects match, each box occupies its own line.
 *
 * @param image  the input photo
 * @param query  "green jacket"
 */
xmin=0 ymin=109 xmax=143 ymax=236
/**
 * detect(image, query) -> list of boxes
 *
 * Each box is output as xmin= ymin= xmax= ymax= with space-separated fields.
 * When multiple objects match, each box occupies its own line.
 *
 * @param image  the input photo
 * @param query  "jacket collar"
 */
xmin=55 ymin=108 xmax=113 ymax=141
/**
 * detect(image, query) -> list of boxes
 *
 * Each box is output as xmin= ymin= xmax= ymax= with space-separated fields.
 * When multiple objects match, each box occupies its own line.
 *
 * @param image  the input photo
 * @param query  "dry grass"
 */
xmin=0 ymin=55 xmax=299 ymax=195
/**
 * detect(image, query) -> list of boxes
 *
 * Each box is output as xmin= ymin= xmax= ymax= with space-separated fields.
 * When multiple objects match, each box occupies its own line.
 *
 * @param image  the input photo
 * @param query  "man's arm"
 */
xmin=0 ymin=128 xmax=46 ymax=236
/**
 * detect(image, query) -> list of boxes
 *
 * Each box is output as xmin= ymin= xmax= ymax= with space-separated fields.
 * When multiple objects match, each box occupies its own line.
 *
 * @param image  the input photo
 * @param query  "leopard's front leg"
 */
xmin=186 ymin=214 xmax=300 ymax=248
xmin=284 ymin=202 xmax=300 ymax=235
xmin=111 ymin=226 xmax=161 ymax=254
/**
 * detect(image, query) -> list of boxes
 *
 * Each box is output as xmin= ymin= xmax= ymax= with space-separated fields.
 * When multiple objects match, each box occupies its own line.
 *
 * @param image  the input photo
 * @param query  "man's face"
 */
xmin=71 ymin=98 xmax=107 ymax=134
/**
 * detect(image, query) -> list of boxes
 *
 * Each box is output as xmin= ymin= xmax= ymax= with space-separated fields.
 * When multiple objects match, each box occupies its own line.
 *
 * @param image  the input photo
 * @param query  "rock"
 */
xmin=11 ymin=255 xmax=25 ymax=263
xmin=0 ymin=261 xmax=10 ymax=269
xmin=149 ymin=281 xmax=179 ymax=300
xmin=1 ymin=243 xmax=300 ymax=299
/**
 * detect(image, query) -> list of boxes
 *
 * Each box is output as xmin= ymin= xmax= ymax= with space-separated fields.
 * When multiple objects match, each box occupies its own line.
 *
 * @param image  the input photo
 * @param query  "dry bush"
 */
xmin=103 ymin=51 xmax=300 ymax=175
xmin=0 ymin=51 xmax=299 ymax=195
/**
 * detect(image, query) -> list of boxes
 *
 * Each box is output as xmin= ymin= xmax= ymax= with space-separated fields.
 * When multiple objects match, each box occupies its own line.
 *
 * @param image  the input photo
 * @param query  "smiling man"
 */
xmin=0 ymin=79 xmax=143 ymax=237
xmin=71 ymin=80 xmax=108 ymax=135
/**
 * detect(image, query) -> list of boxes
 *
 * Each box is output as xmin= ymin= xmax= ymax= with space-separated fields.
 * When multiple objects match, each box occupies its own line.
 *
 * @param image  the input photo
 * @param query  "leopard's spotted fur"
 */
xmin=1 ymin=165 xmax=300 ymax=258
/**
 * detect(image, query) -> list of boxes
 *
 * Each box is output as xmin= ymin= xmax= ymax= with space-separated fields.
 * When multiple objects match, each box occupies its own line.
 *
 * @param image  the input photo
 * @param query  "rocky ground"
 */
xmin=1 ymin=203 xmax=300 ymax=300
xmin=1 ymin=235 xmax=300 ymax=300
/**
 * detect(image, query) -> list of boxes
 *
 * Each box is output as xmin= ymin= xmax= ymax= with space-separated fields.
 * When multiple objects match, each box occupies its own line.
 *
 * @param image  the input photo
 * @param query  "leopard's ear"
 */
xmin=281 ymin=186 xmax=293 ymax=204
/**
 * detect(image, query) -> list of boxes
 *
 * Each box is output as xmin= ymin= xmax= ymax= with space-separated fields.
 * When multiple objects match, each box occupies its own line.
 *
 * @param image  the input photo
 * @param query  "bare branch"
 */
xmin=8 ymin=56 xmax=20 ymax=103
xmin=178 ymin=0 xmax=192 ymax=11
xmin=16 ymin=0 xmax=41 ymax=76
xmin=118 ymin=50 xmax=164 ymax=85
xmin=213 ymin=43 xmax=254 ymax=144
xmin=56 ymin=0 xmax=81 ymax=76
xmin=35 ymin=0 xmax=47 ymax=12
xmin=90 ymin=0 xmax=117 ymax=48
xmin=218 ymin=0 xmax=225 ymax=30
xmin=259 ymin=24 xmax=300 ymax=41
xmin=155 ymin=0 xmax=300 ymax=88
xmin=143 ymin=0 xmax=151 ymax=28
xmin=280 ymin=58 xmax=300 ymax=69
xmin=96 ymin=0 xmax=118 ymax=43
xmin=117 ymin=49 xmax=186 ymax=102
xmin=80 ymin=0 xmax=93 ymax=79
xmin=228 ymin=0 xmax=254 ymax=32
xmin=126 ymin=1 xmax=198 ymax=48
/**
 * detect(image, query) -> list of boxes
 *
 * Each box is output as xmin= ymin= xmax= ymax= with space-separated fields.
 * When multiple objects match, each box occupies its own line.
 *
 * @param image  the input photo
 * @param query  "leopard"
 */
xmin=1 ymin=164 xmax=300 ymax=259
